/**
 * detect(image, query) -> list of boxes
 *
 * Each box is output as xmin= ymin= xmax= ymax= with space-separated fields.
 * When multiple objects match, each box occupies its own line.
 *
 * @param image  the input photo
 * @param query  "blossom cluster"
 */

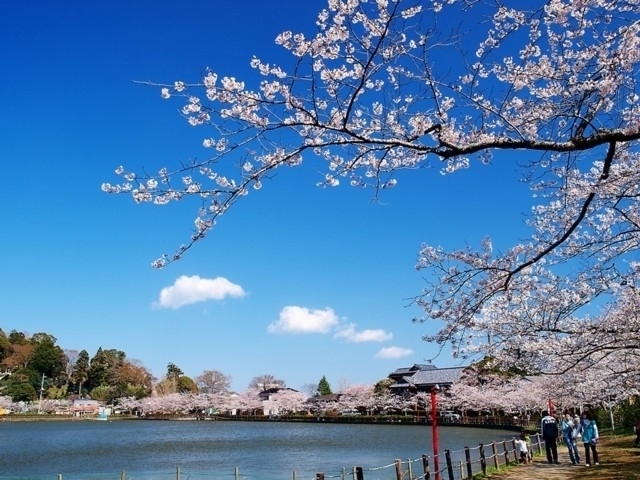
xmin=104 ymin=0 xmax=640 ymax=386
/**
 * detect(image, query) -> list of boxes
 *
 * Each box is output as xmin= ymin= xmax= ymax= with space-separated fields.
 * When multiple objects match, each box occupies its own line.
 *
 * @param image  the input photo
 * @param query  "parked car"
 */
xmin=341 ymin=409 xmax=361 ymax=416
xmin=439 ymin=411 xmax=462 ymax=422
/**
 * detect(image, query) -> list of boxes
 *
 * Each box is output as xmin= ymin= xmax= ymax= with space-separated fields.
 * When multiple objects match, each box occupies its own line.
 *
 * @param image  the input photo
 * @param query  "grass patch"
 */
xmin=572 ymin=434 xmax=640 ymax=480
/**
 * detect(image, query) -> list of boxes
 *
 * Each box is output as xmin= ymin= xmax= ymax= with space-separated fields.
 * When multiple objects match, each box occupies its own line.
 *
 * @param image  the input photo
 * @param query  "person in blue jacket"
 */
xmin=541 ymin=411 xmax=559 ymax=464
xmin=581 ymin=411 xmax=600 ymax=466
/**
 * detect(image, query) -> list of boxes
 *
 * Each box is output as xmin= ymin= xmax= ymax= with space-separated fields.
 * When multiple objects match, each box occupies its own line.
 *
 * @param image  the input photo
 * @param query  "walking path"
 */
xmin=487 ymin=451 xmax=591 ymax=479
xmin=482 ymin=434 xmax=639 ymax=480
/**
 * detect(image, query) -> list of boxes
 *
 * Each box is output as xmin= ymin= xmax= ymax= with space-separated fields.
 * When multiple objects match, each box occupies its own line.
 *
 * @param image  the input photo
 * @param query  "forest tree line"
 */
xmin=0 ymin=328 xmax=263 ymax=403
xmin=0 ymin=328 xmax=336 ymax=404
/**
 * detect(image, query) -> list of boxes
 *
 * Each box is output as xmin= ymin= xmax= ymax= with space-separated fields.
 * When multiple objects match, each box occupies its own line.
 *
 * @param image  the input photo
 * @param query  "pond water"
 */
xmin=0 ymin=419 xmax=517 ymax=480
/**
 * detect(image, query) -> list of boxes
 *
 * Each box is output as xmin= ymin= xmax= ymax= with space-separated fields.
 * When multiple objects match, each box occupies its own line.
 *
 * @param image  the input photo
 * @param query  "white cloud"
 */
xmin=334 ymin=323 xmax=393 ymax=343
xmin=375 ymin=346 xmax=414 ymax=359
xmin=267 ymin=306 xmax=339 ymax=334
xmin=155 ymin=275 xmax=246 ymax=309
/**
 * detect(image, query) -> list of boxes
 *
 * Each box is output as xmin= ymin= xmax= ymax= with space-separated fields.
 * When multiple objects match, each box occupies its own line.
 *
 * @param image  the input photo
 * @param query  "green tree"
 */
xmin=5 ymin=380 xmax=37 ymax=402
xmin=166 ymin=362 xmax=183 ymax=379
xmin=176 ymin=376 xmax=198 ymax=394
xmin=374 ymin=378 xmax=395 ymax=395
xmin=87 ymin=348 xmax=125 ymax=392
xmin=317 ymin=375 xmax=332 ymax=396
xmin=2 ymin=368 xmax=38 ymax=402
xmin=28 ymin=333 xmax=66 ymax=383
xmin=71 ymin=349 xmax=90 ymax=396
xmin=89 ymin=384 xmax=117 ymax=403
xmin=7 ymin=330 xmax=28 ymax=345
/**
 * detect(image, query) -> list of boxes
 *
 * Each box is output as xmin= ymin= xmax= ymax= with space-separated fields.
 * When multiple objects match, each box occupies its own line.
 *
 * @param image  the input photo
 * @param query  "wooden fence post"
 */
xmin=394 ymin=459 xmax=403 ymax=480
xmin=341 ymin=467 xmax=346 ymax=480
xmin=491 ymin=442 xmax=500 ymax=470
xmin=502 ymin=441 xmax=510 ymax=465
xmin=464 ymin=446 xmax=472 ymax=479
xmin=355 ymin=466 xmax=364 ymax=480
xmin=120 ymin=471 xmax=125 ymax=480
xmin=479 ymin=443 xmax=487 ymax=476
xmin=407 ymin=458 xmax=413 ymax=479
xmin=535 ymin=433 xmax=543 ymax=455
xmin=316 ymin=474 xmax=325 ymax=480
xmin=512 ymin=439 xmax=518 ymax=463
xmin=293 ymin=471 xmax=297 ymax=480
xmin=422 ymin=454 xmax=431 ymax=480
xmin=445 ymin=449 xmax=455 ymax=480
xmin=176 ymin=466 xmax=180 ymax=480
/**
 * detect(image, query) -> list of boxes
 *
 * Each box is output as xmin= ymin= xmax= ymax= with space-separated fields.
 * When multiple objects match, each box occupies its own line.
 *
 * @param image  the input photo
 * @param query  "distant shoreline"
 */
xmin=1 ymin=413 xmax=528 ymax=431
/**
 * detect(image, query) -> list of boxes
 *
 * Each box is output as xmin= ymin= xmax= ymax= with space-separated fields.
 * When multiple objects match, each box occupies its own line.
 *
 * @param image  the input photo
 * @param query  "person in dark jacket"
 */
xmin=541 ymin=411 xmax=559 ymax=464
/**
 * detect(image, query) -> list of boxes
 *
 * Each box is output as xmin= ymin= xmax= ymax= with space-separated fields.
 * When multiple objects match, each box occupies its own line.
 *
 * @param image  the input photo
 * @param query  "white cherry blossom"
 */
xmin=106 ymin=0 xmax=640 ymax=386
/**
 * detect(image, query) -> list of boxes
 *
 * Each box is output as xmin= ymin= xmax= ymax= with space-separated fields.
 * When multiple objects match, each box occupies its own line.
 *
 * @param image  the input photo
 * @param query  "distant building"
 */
xmin=257 ymin=387 xmax=300 ymax=416
xmin=71 ymin=399 xmax=100 ymax=416
xmin=257 ymin=387 xmax=299 ymax=400
xmin=388 ymin=364 xmax=466 ymax=394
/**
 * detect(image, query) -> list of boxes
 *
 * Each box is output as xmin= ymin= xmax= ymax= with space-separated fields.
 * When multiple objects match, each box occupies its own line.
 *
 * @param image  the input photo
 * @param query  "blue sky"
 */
xmin=1 ymin=1 xmax=533 ymax=392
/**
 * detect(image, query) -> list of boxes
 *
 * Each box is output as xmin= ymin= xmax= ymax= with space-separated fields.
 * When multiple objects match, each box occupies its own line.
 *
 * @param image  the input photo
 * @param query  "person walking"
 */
xmin=541 ymin=410 xmax=560 ymax=464
xmin=634 ymin=417 xmax=640 ymax=447
xmin=561 ymin=412 xmax=581 ymax=464
xmin=581 ymin=411 xmax=600 ymax=466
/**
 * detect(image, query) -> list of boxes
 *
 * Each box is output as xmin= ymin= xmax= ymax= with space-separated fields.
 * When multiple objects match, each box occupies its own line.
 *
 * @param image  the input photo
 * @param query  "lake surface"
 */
xmin=0 ymin=419 xmax=517 ymax=480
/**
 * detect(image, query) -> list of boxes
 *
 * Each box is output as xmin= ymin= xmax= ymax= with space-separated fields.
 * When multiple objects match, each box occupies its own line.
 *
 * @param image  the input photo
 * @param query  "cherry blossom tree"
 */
xmin=103 ymin=0 xmax=640 ymax=382
xmin=268 ymin=389 xmax=309 ymax=414
xmin=339 ymin=383 xmax=376 ymax=414
xmin=233 ymin=388 xmax=266 ymax=415
xmin=195 ymin=369 xmax=232 ymax=394
xmin=0 ymin=395 xmax=13 ymax=409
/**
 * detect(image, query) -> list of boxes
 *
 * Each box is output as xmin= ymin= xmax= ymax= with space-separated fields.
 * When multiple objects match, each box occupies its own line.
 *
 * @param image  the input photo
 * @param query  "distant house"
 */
xmin=71 ymin=399 xmax=100 ymax=416
xmin=388 ymin=364 xmax=466 ymax=394
xmin=257 ymin=387 xmax=299 ymax=400
xmin=257 ymin=387 xmax=300 ymax=416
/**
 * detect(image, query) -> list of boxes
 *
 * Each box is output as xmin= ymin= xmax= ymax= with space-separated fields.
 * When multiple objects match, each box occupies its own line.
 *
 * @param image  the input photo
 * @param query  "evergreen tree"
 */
xmin=28 ymin=333 xmax=66 ymax=383
xmin=87 ymin=348 xmax=125 ymax=392
xmin=71 ymin=349 xmax=90 ymax=396
xmin=166 ymin=362 xmax=183 ymax=379
xmin=317 ymin=375 xmax=332 ymax=396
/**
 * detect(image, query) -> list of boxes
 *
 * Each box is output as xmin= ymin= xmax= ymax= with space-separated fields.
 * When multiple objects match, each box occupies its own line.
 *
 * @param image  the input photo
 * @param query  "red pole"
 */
xmin=431 ymin=386 xmax=440 ymax=480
